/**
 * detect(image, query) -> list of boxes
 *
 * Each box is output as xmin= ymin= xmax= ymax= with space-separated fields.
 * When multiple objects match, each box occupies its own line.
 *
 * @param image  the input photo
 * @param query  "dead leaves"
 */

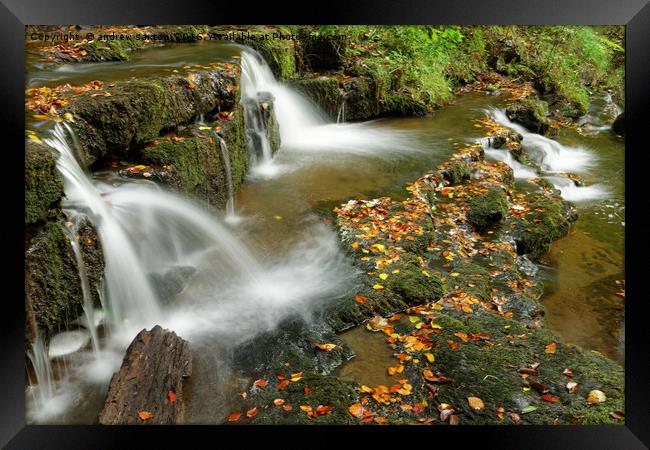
xmin=587 ymin=390 xmax=607 ymax=405
xmin=544 ymin=342 xmax=557 ymax=354
xmin=314 ymin=343 xmax=337 ymax=352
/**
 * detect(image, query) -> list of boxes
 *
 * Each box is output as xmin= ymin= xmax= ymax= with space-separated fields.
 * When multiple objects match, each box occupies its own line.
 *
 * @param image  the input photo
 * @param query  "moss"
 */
xmin=505 ymin=98 xmax=550 ymax=134
xmin=234 ymin=26 xmax=297 ymax=80
xmin=441 ymin=161 xmax=472 ymax=185
xmin=288 ymin=76 xmax=341 ymax=120
xmin=387 ymin=253 xmax=445 ymax=304
xmin=142 ymin=110 xmax=247 ymax=209
xmin=65 ymin=68 xmax=237 ymax=165
xmin=466 ymin=187 xmax=509 ymax=231
xmin=25 ymin=141 xmax=64 ymax=225
xmin=509 ymin=194 xmax=577 ymax=259
xmin=25 ymin=221 xmax=83 ymax=334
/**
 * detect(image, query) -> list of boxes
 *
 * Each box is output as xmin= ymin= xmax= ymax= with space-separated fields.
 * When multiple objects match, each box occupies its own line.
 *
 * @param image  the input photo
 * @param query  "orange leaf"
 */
xmin=282 ymin=405 xmax=293 ymax=411
xmin=354 ymin=295 xmax=367 ymax=304
xmin=290 ymin=371 xmax=304 ymax=382
xmin=227 ymin=412 xmax=241 ymax=422
xmin=467 ymin=396 xmax=485 ymax=411
xmin=277 ymin=380 xmax=290 ymax=390
xmin=545 ymin=342 xmax=557 ymax=354
xmin=253 ymin=379 xmax=268 ymax=387
xmin=273 ymin=398 xmax=285 ymax=406
xmin=348 ymin=403 xmax=365 ymax=418
xmin=315 ymin=343 xmax=337 ymax=352
xmin=138 ymin=411 xmax=154 ymax=421
xmin=168 ymin=390 xmax=176 ymax=403
xmin=246 ymin=406 xmax=258 ymax=418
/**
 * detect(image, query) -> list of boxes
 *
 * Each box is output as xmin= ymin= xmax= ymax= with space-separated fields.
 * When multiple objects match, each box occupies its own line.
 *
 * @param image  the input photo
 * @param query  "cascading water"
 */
xmin=484 ymin=108 xmax=607 ymax=202
xmin=45 ymin=124 xmax=162 ymax=333
xmin=336 ymin=97 xmax=346 ymax=124
xmin=214 ymin=133 xmax=236 ymax=220
xmin=239 ymin=48 xmax=423 ymax=170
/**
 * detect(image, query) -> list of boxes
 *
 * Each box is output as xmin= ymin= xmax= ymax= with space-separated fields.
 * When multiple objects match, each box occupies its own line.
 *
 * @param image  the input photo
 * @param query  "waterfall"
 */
xmin=64 ymin=217 xmax=101 ymax=357
xmin=480 ymin=137 xmax=538 ymax=179
xmin=26 ymin=335 xmax=55 ymax=413
xmin=45 ymin=124 xmax=162 ymax=333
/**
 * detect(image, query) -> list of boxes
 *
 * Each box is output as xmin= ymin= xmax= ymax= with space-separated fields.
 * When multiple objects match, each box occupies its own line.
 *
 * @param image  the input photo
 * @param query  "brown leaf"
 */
xmin=609 ymin=411 xmax=625 ymax=420
xmin=540 ymin=394 xmax=560 ymax=403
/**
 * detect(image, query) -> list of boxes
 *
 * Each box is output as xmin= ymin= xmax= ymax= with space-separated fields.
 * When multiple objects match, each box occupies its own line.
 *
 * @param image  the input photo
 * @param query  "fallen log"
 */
xmin=98 ymin=325 xmax=192 ymax=425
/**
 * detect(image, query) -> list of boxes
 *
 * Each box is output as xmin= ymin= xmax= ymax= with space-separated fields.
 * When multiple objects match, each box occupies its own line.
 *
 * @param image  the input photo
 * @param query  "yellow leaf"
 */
xmin=138 ymin=411 xmax=154 ymax=421
xmin=587 ymin=390 xmax=606 ymax=404
xmin=467 ymin=396 xmax=485 ymax=411
xmin=63 ymin=112 xmax=74 ymax=121
xmin=545 ymin=342 xmax=557 ymax=354
xmin=424 ymin=353 xmax=435 ymax=363
xmin=315 ymin=343 xmax=337 ymax=352
xmin=28 ymin=134 xmax=42 ymax=143
xmin=379 ymin=273 xmax=388 ymax=280
xmin=372 ymin=284 xmax=384 ymax=290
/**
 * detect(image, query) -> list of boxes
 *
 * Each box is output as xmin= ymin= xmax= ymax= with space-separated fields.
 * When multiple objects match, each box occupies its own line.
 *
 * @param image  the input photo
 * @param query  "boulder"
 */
xmin=612 ymin=112 xmax=624 ymax=136
xmin=506 ymin=99 xmax=550 ymax=135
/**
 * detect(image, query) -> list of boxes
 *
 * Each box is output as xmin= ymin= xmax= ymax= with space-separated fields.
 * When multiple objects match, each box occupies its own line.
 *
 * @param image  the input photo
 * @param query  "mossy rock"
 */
xmin=25 ymin=140 xmax=64 ymax=226
xmin=506 ymin=98 xmax=550 ymax=135
xmin=25 ymin=221 xmax=83 ymax=334
xmin=428 ymin=312 xmax=624 ymax=424
xmin=288 ymin=76 xmax=341 ymax=120
xmin=300 ymin=37 xmax=346 ymax=71
xmin=387 ymin=253 xmax=445 ymax=304
xmin=440 ymin=161 xmax=472 ymax=185
xmin=509 ymin=194 xmax=578 ymax=259
xmin=65 ymin=69 xmax=237 ymax=166
xmin=234 ymin=27 xmax=297 ymax=80
xmin=466 ymin=187 xmax=509 ymax=231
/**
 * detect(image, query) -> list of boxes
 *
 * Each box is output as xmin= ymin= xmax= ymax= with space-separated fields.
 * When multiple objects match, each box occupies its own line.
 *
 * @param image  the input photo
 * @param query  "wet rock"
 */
xmin=140 ymin=109 xmax=247 ymax=210
xmin=64 ymin=68 xmax=239 ymax=166
xmin=25 ymin=221 xmax=84 ymax=335
xmin=506 ymin=99 xmax=550 ymax=135
xmin=149 ymin=266 xmax=196 ymax=304
xmin=25 ymin=140 xmax=64 ymax=226
xmin=466 ymin=187 xmax=509 ymax=231
xmin=288 ymin=76 xmax=340 ymax=120
xmin=98 ymin=325 xmax=192 ymax=425
xmin=612 ymin=112 xmax=624 ymax=136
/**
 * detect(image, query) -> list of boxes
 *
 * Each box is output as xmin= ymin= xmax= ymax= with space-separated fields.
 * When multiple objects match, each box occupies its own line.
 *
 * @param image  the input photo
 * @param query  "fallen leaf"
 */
xmin=273 ymin=398 xmax=285 ymax=406
xmin=449 ymin=414 xmax=460 ymax=425
xmin=566 ymin=381 xmax=579 ymax=393
xmin=246 ymin=406 xmax=258 ymax=418
xmin=315 ymin=343 xmax=337 ymax=352
xmin=510 ymin=412 xmax=521 ymax=424
xmin=587 ymin=390 xmax=607 ymax=405
xmin=545 ymin=342 xmax=557 ymax=354
xmin=563 ymin=368 xmax=573 ymax=378
xmin=424 ymin=353 xmax=435 ymax=363
xmin=168 ymin=390 xmax=176 ymax=403
xmin=540 ymin=394 xmax=560 ymax=403
xmin=467 ymin=396 xmax=485 ymax=411
xmin=253 ymin=379 xmax=268 ymax=387
xmin=277 ymin=380 xmax=290 ymax=390
xmin=138 ymin=411 xmax=154 ymax=421
xmin=348 ymin=403 xmax=365 ymax=418
xmin=354 ymin=295 xmax=367 ymax=304
xmin=227 ymin=412 xmax=241 ymax=422
xmin=521 ymin=406 xmax=537 ymax=414
xmin=290 ymin=371 xmax=304 ymax=382
xmin=609 ymin=411 xmax=625 ymax=420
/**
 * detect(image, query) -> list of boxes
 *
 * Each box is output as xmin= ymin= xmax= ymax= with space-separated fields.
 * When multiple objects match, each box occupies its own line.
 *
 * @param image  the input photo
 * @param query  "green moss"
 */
xmin=387 ymin=253 xmax=445 ymax=303
xmin=235 ymin=26 xmax=297 ymax=80
xmin=65 ymin=69 xmax=237 ymax=165
xmin=509 ymin=194 xmax=577 ymax=259
xmin=441 ymin=161 xmax=472 ymax=185
xmin=466 ymin=187 xmax=509 ymax=231
xmin=288 ymin=76 xmax=340 ymax=119
xmin=25 ymin=141 xmax=64 ymax=225
xmin=25 ymin=221 xmax=83 ymax=334
xmin=142 ymin=111 xmax=247 ymax=209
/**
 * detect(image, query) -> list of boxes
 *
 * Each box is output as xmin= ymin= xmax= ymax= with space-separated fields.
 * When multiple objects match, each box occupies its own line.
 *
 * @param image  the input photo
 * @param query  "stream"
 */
xmin=25 ymin=42 xmax=624 ymax=424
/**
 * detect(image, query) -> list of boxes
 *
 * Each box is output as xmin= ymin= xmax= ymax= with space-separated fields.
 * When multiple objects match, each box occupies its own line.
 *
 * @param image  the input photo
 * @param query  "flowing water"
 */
xmin=25 ymin=43 xmax=625 ymax=423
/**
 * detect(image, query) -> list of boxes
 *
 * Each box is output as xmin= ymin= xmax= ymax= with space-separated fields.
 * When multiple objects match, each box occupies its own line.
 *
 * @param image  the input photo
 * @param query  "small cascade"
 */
xmin=26 ymin=335 xmax=55 ymax=412
xmin=63 ymin=216 xmax=102 ymax=357
xmin=336 ymin=97 xmax=346 ymax=124
xmin=214 ymin=133 xmax=236 ymax=219
xmin=488 ymin=108 xmax=592 ymax=173
xmin=484 ymin=108 xmax=607 ymax=202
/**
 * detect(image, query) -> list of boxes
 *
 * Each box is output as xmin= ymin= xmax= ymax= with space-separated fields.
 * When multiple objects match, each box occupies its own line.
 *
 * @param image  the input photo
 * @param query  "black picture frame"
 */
xmin=4 ymin=0 xmax=649 ymax=447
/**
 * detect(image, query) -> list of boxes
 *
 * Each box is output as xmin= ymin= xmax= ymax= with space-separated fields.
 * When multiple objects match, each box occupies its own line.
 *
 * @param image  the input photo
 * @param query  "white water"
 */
xmin=488 ymin=108 xmax=593 ymax=173
xmin=215 ymin=133 xmax=237 ymax=220
xmin=336 ymin=98 xmax=346 ymax=124
xmin=240 ymin=49 xmax=424 ymax=179
xmin=485 ymin=108 xmax=606 ymax=202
